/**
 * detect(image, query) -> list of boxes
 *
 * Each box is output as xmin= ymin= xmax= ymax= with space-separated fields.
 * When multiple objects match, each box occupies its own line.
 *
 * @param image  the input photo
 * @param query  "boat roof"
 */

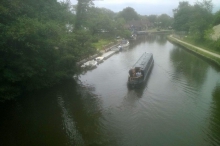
xmin=121 ymin=40 xmax=128 ymax=43
xmin=132 ymin=52 xmax=153 ymax=69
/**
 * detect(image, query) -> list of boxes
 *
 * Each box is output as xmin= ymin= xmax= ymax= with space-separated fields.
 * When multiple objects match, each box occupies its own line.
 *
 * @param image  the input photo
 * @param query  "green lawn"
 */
xmin=182 ymin=37 xmax=220 ymax=55
xmin=92 ymin=39 xmax=113 ymax=51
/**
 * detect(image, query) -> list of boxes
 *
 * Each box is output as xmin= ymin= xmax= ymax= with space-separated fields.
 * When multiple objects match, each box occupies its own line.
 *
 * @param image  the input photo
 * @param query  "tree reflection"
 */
xmin=145 ymin=34 xmax=157 ymax=44
xmin=169 ymin=46 xmax=208 ymax=88
xmin=144 ymin=34 xmax=168 ymax=46
xmin=57 ymin=80 xmax=114 ymax=145
xmin=209 ymin=84 xmax=220 ymax=146
xmin=129 ymin=35 xmax=148 ymax=49
xmin=129 ymin=34 xmax=168 ymax=49
xmin=155 ymin=34 xmax=168 ymax=45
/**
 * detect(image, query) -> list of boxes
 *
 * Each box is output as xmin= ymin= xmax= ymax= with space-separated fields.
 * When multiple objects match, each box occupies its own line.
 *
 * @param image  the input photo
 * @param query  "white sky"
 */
xmin=68 ymin=0 xmax=220 ymax=16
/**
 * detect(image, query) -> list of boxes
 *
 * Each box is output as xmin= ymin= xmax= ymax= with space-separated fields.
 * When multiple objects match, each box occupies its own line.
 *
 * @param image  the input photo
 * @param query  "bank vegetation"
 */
xmin=0 ymin=0 xmax=174 ymax=101
xmin=2 ymin=0 xmax=217 ymax=101
xmin=172 ymin=0 xmax=220 ymax=54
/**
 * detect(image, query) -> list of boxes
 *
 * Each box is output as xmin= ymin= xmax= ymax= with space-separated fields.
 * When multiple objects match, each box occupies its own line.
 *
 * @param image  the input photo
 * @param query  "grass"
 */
xmin=147 ymin=28 xmax=173 ymax=33
xmin=167 ymin=36 xmax=220 ymax=66
xmin=182 ymin=37 xmax=220 ymax=55
xmin=92 ymin=39 xmax=115 ymax=51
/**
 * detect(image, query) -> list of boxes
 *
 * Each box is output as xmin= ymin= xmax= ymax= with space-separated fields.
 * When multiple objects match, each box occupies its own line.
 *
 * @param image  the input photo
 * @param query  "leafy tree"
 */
xmin=213 ymin=10 xmax=220 ymax=25
xmin=75 ymin=0 xmax=94 ymax=29
xmin=147 ymin=15 xmax=158 ymax=24
xmin=157 ymin=14 xmax=173 ymax=29
xmin=86 ymin=7 xmax=115 ymax=35
xmin=173 ymin=1 xmax=193 ymax=31
xmin=117 ymin=7 xmax=139 ymax=22
xmin=0 ymin=0 xmax=84 ymax=101
xmin=189 ymin=0 xmax=213 ymax=40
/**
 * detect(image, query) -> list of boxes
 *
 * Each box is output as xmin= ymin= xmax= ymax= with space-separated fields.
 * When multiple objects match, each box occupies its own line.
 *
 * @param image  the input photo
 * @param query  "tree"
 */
xmin=157 ymin=14 xmax=173 ymax=29
xmin=189 ymin=0 xmax=213 ymax=40
xmin=85 ymin=7 xmax=115 ymax=35
xmin=213 ymin=10 xmax=220 ymax=25
xmin=147 ymin=15 xmax=157 ymax=24
xmin=75 ymin=0 xmax=94 ymax=29
xmin=117 ymin=7 xmax=139 ymax=22
xmin=0 ymin=0 xmax=88 ymax=101
xmin=173 ymin=1 xmax=193 ymax=31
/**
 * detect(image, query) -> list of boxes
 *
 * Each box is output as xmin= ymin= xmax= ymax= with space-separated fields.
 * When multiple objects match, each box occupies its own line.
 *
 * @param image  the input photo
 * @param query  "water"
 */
xmin=1 ymin=34 xmax=220 ymax=146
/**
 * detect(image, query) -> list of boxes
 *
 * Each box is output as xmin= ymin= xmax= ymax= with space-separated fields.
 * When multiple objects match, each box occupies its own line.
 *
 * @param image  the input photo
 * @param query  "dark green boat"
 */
xmin=128 ymin=52 xmax=154 ymax=87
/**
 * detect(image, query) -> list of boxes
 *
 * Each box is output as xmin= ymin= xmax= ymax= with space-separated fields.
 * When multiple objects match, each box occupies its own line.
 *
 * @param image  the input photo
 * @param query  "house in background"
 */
xmin=125 ymin=19 xmax=152 ymax=34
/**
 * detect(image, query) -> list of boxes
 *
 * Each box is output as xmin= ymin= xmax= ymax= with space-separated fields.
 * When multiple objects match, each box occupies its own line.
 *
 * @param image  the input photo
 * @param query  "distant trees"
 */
xmin=173 ymin=1 xmax=193 ymax=31
xmin=173 ymin=0 xmax=220 ymax=52
xmin=213 ymin=10 xmax=220 ymax=25
xmin=147 ymin=15 xmax=157 ymax=24
xmin=117 ymin=7 xmax=139 ymax=22
xmin=144 ymin=14 xmax=173 ymax=29
xmin=157 ymin=14 xmax=173 ymax=29
xmin=85 ymin=7 xmax=116 ymax=35
xmin=189 ymin=1 xmax=213 ymax=40
xmin=173 ymin=0 xmax=214 ymax=40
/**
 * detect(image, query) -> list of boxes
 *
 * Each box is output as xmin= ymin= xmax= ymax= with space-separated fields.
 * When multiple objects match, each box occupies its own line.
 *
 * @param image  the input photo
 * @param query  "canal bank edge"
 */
xmin=167 ymin=35 xmax=220 ymax=67
xmin=76 ymin=41 xmax=120 ymax=66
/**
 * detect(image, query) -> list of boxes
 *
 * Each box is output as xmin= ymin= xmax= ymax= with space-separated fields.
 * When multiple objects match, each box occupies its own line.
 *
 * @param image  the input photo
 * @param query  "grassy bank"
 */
xmin=92 ymin=39 xmax=117 ymax=51
xmin=183 ymin=37 xmax=220 ymax=54
xmin=167 ymin=36 xmax=220 ymax=67
xmin=147 ymin=28 xmax=173 ymax=33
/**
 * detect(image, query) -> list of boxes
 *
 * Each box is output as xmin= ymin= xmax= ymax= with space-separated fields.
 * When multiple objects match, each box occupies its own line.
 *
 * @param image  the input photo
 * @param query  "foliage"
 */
xmin=92 ymin=39 xmax=113 ymax=51
xmin=0 ymin=0 xmax=95 ymax=101
xmin=117 ymin=7 xmax=139 ymax=22
xmin=213 ymin=10 xmax=220 ymax=25
xmin=147 ymin=15 xmax=158 ymax=24
xmin=0 ymin=0 xmax=135 ymax=101
xmin=75 ymin=0 xmax=94 ymax=29
xmin=189 ymin=0 xmax=213 ymax=40
xmin=173 ymin=0 xmax=216 ymax=41
xmin=157 ymin=14 xmax=173 ymax=28
xmin=173 ymin=1 xmax=193 ymax=31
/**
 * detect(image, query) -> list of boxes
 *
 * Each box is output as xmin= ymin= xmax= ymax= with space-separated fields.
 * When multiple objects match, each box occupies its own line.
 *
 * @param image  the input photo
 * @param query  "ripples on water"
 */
xmin=78 ymin=35 xmax=220 ymax=146
xmin=1 ymin=35 xmax=220 ymax=146
xmin=57 ymin=96 xmax=84 ymax=146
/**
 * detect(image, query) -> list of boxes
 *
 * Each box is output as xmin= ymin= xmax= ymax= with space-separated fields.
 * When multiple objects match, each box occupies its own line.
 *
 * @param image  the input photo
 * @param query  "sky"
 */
xmin=68 ymin=0 xmax=220 ymax=16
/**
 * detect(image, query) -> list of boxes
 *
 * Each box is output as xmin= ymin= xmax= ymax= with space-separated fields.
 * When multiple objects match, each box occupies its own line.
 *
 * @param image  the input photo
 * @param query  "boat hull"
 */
xmin=127 ymin=53 xmax=154 ymax=88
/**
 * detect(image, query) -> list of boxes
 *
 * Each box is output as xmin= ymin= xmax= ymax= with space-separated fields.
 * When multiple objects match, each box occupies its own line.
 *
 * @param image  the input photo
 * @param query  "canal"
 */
xmin=1 ymin=34 xmax=220 ymax=146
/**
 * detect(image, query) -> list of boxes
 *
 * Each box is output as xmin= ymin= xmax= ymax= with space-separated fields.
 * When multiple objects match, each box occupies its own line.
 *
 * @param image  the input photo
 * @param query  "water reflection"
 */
xmin=142 ymin=34 xmax=168 ymax=45
xmin=129 ymin=36 xmax=148 ymax=48
xmin=0 ymin=80 xmax=111 ymax=146
xmin=57 ymin=95 xmax=84 ymax=145
xmin=155 ymin=34 xmax=168 ymax=45
xmin=209 ymin=84 xmax=220 ymax=145
xmin=169 ymin=46 xmax=208 ymax=88
xmin=2 ymin=34 xmax=220 ymax=146
xmin=56 ymin=81 xmax=111 ymax=146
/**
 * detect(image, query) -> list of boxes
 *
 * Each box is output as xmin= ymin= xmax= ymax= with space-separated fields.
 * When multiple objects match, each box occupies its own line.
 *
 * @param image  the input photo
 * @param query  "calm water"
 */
xmin=1 ymin=35 xmax=220 ymax=146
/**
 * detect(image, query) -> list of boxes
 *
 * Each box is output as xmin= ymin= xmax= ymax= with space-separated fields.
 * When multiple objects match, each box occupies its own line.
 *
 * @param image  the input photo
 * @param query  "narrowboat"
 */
xmin=119 ymin=39 xmax=129 ymax=48
xmin=128 ymin=52 xmax=154 ymax=87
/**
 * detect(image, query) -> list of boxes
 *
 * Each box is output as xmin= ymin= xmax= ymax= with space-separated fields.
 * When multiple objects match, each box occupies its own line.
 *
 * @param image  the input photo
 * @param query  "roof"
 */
xmin=133 ymin=52 xmax=153 ymax=69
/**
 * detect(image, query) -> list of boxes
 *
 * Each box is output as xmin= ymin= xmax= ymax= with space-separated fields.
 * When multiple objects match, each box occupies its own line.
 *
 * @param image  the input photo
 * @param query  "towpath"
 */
xmin=170 ymin=35 xmax=220 ymax=58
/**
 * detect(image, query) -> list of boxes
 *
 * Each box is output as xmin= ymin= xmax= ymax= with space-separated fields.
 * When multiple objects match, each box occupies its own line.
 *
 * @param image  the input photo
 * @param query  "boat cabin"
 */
xmin=128 ymin=52 xmax=153 ymax=86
